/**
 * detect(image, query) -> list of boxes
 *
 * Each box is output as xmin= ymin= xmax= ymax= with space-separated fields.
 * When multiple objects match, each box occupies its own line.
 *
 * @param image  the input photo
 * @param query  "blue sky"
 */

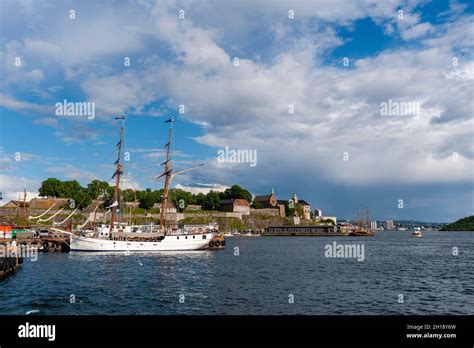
xmin=0 ymin=0 xmax=473 ymax=222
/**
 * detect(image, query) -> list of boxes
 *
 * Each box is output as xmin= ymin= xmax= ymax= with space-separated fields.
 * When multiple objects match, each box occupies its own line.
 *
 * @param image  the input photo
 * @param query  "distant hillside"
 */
xmin=440 ymin=216 xmax=474 ymax=231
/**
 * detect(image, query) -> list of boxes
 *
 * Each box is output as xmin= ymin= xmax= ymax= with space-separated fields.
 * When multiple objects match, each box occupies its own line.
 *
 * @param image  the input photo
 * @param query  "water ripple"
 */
xmin=0 ymin=232 xmax=473 ymax=314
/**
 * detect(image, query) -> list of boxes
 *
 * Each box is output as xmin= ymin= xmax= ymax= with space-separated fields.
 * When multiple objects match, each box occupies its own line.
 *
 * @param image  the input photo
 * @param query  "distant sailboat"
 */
xmin=349 ymin=207 xmax=375 ymax=236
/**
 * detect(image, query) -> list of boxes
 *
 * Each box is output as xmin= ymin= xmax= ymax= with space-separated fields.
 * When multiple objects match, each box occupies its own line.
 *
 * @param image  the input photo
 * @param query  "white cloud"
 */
xmin=44 ymin=164 xmax=98 ymax=183
xmin=401 ymin=22 xmax=433 ymax=40
xmin=33 ymin=117 xmax=60 ymax=127
xmin=53 ymin=124 xmax=101 ymax=144
xmin=25 ymin=68 xmax=45 ymax=81
xmin=424 ymin=15 xmax=474 ymax=52
xmin=23 ymin=39 xmax=63 ymax=58
xmin=81 ymin=72 xmax=151 ymax=116
xmin=174 ymin=183 xmax=228 ymax=195
xmin=0 ymin=174 xmax=40 ymax=202
xmin=71 ymin=2 xmax=474 ymax=188
xmin=120 ymin=174 xmax=144 ymax=191
xmin=1 ymin=0 xmax=473 ymax=201
xmin=0 ymin=93 xmax=51 ymax=114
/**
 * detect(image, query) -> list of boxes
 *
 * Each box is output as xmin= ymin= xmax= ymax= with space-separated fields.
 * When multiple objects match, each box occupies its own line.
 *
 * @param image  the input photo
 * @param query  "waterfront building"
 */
xmin=219 ymin=199 xmax=250 ymax=215
xmin=165 ymin=202 xmax=177 ymax=214
xmin=153 ymin=201 xmax=177 ymax=213
xmin=386 ymin=220 xmax=394 ymax=230
xmin=314 ymin=208 xmax=337 ymax=224
xmin=254 ymin=190 xmax=311 ymax=220
xmin=254 ymin=189 xmax=285 ymax=217
xmin=290 ymin=193 xmax=312 ymax=220
xmin=370 ymin=221 xmax=377 ymax=230
xmin=253 ymin=188 xmax=277 ymax=208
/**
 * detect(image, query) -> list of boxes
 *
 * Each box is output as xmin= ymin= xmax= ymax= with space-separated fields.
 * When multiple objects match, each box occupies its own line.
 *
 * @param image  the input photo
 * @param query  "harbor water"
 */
xmin=0 ymin=231 xmax=473 ymax=315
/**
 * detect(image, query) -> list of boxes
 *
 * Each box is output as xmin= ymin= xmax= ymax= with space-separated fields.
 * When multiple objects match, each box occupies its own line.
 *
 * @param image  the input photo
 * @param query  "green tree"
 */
xmin=195 ymin=193 xmax=206 ymax=206
xmin=294 ymin=205 xmax=304 ymax=218
xmin=320 ymin=218 xmax=335 ymax=225
xmin=283 ymin=201 xmax=295 ymax=217
xmin=59 ymin=180 xmax=82 ymax=198
xmin=38 ymin=178 xmax=63 ymax=197
xmin=39 ymin=178 xmax=92 ymax=210
xmin=169 ymin=188 xmax=194 ymax=212
xmin=74 ymin=189 xmax=93 ymax=210
xmin=202 ymin=191 xmax=221 ymax=210
xmin=220 ymin=184 xmax=252 ymax=202
xmin=87 ymin=180 xmax=110 ymax=199
xmin=139 ymin=189 xmax=157 ymax=210
xmin=122 ymin=189 xmax=136 ymax=202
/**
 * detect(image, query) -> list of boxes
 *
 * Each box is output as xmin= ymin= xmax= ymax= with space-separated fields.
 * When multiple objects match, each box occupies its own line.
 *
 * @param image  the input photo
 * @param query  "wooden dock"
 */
xmin=263 ymin=225 xmax=344 ymax=236
xmin=0 ymin=244 xmax=23 ymax=279
xmin=0 ymin=236 xmax=70 ymax=252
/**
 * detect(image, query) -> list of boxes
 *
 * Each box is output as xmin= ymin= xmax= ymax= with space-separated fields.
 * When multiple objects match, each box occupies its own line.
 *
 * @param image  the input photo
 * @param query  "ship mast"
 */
xmin=356 ymin=209 xmax=360 ymax=229
xmin=22 ymin=179 xmax=27 ymax=228
xmin=366 ymin=207 xmax=370 ymax=229
xmin=361 ymin=207 xmax=365 ymax=229
xmin=159 ymin=118 xmax=174 ymax=231
xmin=109 ymin=115 xmax=125 ymax=234
xmin=156 ymin=118 xmax=204 ymax=233
xmin=15 ymin=193 xmax=20 ymax=225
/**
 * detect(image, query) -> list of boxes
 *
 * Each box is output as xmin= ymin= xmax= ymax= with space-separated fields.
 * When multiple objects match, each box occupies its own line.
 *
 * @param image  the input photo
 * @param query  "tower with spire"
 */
xmin=291 ymin=192 xmax=298 ymax=205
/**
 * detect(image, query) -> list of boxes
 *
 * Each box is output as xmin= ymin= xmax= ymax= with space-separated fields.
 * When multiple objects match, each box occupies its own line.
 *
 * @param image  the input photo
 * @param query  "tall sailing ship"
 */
xmin=348 ymin=207 xmax=375 ymax=237
xmin=51 ymin=116 xmax=215 ymax=251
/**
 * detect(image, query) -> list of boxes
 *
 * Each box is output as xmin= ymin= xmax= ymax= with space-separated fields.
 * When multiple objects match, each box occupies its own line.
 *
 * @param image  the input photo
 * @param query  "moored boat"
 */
xmin=348 ymin=207 xmax=375 ymax=236
xmin=349 ymin=229 xmax=375 ymax=237
xmin=52 ymin=116 xmax=214 ymax=252
xmin=60 ymin=230 xmax=213 ymax=251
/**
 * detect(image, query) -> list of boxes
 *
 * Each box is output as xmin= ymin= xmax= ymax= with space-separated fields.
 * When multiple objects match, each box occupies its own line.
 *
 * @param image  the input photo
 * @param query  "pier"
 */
xmin=0 ymin=236 xmax=70 ymax=253
xmin=0 ymin=243 xmax=22 ymax=279
xmin=263 ymin=225 xmax=344 ymax=236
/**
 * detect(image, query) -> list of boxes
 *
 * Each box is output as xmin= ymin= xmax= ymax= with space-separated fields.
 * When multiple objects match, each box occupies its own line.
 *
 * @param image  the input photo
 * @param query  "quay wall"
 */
xmin=249 ymin=208 xmax=280 ymax=217
xmin=263 ymin=225 xmax=343 ymax=236
xmin=0 ymin=243 xmax=22 ymax=278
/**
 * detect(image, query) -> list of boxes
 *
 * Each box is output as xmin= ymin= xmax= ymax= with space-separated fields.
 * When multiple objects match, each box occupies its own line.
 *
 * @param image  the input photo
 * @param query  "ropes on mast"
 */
xmin=53 ymin=207 xmax=79 ymax=225
xmin=76 ymin=204 xmax=100 ymax=229
xmin=38 ymin=205 xmax=66 ymax=222
xmin=28 ymin=202 xmax=56 ymax=220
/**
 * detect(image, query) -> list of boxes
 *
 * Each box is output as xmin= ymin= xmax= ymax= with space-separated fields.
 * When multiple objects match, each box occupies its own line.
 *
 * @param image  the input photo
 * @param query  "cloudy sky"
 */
xmin=0 ymin=0 xmax=473 ymax=222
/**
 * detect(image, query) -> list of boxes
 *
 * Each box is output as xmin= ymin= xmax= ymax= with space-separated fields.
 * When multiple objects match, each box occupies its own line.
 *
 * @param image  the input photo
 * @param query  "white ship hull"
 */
xmin=49 ymin=227 xmax=213 ymax=252
xmin=69 ymin=233 xmax=213 ymax=252
xmin=69 ymin=233 xmax=213 ymax=251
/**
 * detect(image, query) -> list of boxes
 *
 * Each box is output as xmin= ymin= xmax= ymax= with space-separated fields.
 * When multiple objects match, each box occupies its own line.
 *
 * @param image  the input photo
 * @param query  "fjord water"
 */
xmin=1 ymin=231 xmax=473 ymax=315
